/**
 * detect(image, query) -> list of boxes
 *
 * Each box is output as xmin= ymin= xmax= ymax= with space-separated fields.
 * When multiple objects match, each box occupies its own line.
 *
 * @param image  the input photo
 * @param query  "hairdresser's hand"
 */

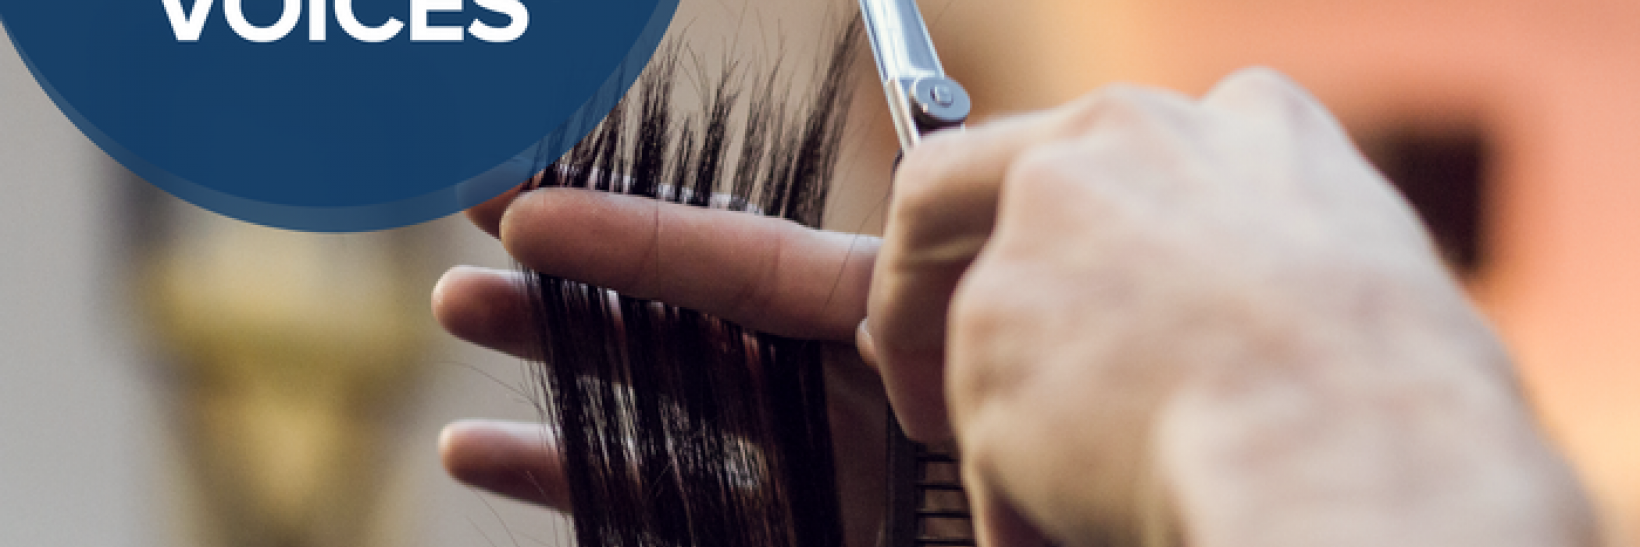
xmin=861 ymin=68 xmax=1595 ymax=547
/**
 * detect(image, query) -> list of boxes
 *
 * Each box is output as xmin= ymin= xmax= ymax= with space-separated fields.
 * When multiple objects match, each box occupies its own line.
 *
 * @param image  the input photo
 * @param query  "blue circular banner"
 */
xmin=0 ymin=0 xmax=678 ymax=231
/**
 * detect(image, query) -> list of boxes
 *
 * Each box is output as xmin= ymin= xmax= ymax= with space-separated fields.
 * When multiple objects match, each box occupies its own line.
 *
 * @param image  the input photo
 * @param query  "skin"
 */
xmin=432 ymin=69 xmax=1598 ymax=547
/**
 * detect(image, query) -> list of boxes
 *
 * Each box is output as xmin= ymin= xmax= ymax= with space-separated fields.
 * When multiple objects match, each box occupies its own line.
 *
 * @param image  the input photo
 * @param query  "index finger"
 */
xmin=499 ymin=187 xmax=879 ymax=341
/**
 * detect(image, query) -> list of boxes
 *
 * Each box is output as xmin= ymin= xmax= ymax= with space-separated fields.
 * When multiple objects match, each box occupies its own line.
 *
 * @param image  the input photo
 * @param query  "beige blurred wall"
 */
xmin=0 ymin=23 xmax=567 ymax=547
xmin=0 ymin=21 xmax=155 ymax=547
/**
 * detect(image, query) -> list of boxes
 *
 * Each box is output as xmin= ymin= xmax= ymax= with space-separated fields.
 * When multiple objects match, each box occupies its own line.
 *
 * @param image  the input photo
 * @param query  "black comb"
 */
xmin=886 ymin=413 xmax=974 ymax=547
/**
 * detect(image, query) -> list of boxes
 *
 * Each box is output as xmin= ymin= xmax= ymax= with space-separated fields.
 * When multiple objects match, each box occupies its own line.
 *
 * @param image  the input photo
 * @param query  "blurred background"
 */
xmin=3 ymin=0 xmax=1637 ymax=545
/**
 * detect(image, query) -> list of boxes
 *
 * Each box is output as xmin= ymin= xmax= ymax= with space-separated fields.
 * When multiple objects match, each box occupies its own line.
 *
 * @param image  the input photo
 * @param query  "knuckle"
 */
xmin=1054 ymin=86 xmax=1125 ymax=135
xmin=1212 ymin=67 xmax=1331 ymax=125
xmin=1221 ymin=66 xmax=1299 ymax=96
xmin=947 ymin=265 xmax=1020 ymax=346
xmin=1057 ymin=83 xmax=1186 ymax=137
xmin=999 ymin=140 xmax=1127 ymax=230
xmin=1005 ymin=141 xmax=1086 ymax=196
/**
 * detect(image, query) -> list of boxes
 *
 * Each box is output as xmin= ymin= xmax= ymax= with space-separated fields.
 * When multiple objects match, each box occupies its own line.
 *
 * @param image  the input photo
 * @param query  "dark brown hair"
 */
xmin=520 ymin=16 xmax=863 ymax=547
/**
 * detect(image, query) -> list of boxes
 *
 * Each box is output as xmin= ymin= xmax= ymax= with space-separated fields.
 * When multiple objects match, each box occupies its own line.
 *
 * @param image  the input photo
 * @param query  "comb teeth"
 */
xmin=887 ymin=417 xmax=975 ymax=547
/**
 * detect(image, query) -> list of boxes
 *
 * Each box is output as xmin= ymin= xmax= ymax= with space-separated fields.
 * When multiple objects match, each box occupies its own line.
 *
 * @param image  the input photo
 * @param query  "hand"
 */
xmin=431 ymin=67 xmax=1597 ymax=547
xmin=431 ymin=181 xmax=890 ymax=546
xmin=861 ymin=68 xmax=1597 ymax=547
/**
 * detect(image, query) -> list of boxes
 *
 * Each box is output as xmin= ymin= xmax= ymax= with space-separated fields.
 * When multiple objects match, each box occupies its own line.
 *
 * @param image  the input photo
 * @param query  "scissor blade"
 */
xmin=859 ymin=0 xmax=946 ymax=83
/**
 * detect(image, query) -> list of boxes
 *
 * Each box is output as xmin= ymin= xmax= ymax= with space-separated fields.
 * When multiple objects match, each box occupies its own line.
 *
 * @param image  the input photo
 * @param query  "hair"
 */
xmin=517 ymin=14 xmax=864 ymax=547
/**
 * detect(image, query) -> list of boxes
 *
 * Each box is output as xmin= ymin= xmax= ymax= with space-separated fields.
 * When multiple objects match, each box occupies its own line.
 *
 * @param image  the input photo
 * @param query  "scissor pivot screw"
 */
xmin=931 ymin=85 xmax=954 ymax=106
xmin=909 ymin=77 xmax=971 ymax=131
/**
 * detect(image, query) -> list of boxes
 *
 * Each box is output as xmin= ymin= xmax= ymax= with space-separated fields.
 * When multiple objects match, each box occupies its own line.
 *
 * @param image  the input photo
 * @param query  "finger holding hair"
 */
xmin=496 ymin=187 xmax=878 ymax=341
xmin=439 ymin=420 xmax=572 ymax=510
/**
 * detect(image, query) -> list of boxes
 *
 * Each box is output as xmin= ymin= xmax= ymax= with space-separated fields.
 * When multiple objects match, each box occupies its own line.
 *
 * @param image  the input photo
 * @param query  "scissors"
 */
xmin=858 ymin=1 xmax=974 ymax=546
xmin=860 ymin=0 xmax=971 ymax=152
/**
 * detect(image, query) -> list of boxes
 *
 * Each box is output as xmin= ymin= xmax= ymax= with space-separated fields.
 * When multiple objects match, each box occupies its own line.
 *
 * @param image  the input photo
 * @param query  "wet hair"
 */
xmin=519 ymin=15 xmax=863 ymax=547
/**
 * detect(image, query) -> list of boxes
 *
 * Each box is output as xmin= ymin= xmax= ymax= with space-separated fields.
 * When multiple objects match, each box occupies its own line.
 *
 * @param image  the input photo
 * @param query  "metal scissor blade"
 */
xmin=859 ymin=0 xmax=970 ymax=150
xmin=860 ymin=0 xmax=946 ymax=82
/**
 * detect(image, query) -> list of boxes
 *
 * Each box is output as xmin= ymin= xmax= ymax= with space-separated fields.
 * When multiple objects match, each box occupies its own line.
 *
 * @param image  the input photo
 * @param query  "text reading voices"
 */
xmin=163 ymin=0 xmax=529 ymax=43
